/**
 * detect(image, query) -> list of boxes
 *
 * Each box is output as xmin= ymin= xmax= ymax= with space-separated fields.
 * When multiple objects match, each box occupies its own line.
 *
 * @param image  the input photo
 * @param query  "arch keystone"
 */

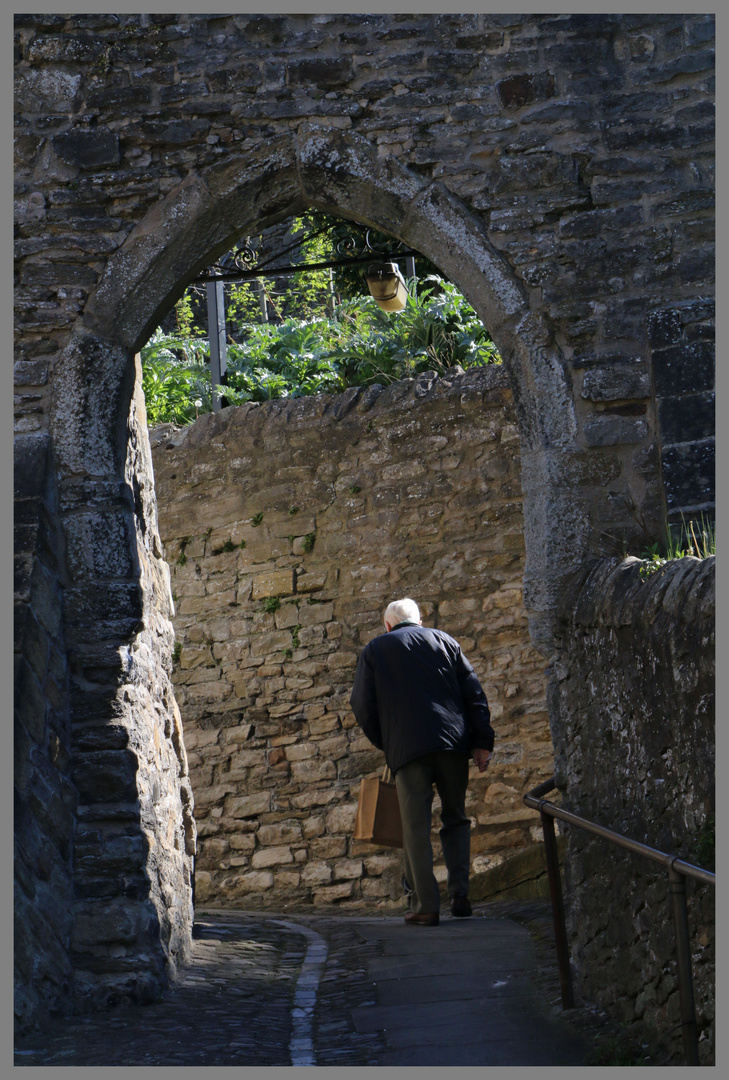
xmin=296 ymin=125 xmax=428 ymax=236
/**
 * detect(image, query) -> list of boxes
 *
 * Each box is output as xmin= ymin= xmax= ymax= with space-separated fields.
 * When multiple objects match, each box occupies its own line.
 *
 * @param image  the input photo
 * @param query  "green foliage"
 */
xmin=291 ymin=209 xmax=443 ymax=304
xmin=141 ymin=276 xmax=501 ymax=426
xmin=348 ymin=484 xmax=361 ymax=494
xmin=140 ymin=329 xmax=212 ymax=425
xmin=302 ymin=533 xmax=316 ymax=553
xmin=291 ymin=624 xmax=301 ymax=650
xmin=175 ymin=292 xmax=196 ymax=336
xmin=221 ymin=539 xmax=236 ymax=553
xmin=288 ymin=505 xmax=299 ymax=515
xmin=175 ymin=537 xmax=189 ymax=567
xmin=172 ymin=642 xmax=182 ymax=665
xmin=262 ymin=596 xmax=280 ymax=613
xmin=639 ymin=513 xmax=715 ymax=579
xmin=251 ymin=512 xmax=264 ymax=527
xmin=280 ymin=213 xmax=337 ymax=317
xmin=227 ymin=277 xmax=270 ymax=327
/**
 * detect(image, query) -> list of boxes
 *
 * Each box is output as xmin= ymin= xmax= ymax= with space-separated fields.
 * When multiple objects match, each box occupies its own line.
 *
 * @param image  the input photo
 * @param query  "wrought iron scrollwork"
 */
xmin=203 ymin=239 xmax=259 ymax=280
xmin=193 ymin=223 xmax=414 ymax=285
xmin=334 ymin=228 xmax=408 ymax=260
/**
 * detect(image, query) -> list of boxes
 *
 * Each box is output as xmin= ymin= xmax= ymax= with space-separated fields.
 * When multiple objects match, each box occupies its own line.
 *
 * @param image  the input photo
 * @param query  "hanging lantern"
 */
xmin=366 ymin=262 xmax=409 ymax=312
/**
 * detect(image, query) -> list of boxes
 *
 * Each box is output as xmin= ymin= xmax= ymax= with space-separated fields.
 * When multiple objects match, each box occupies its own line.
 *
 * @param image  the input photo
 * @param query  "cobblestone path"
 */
xmin=14 ymin=901 xmax=664 ymax=1067
xmin=14 ymin=910 xmax=384 ymax=1067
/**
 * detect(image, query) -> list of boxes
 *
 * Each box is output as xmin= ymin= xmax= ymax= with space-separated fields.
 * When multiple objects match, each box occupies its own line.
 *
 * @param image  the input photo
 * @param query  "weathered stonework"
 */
xmin=15 ymin=347 xmax=195 ymax=1033
xmin=552 ymin=556 xmax=715 ymax=1063
xmin=151 ymin=366 xmax=553 ymax=908
xmin=14 ymin=11 xmax=714 ymax=1035
xmin=14 ymin=431 xmax=76 ymax=1032
xmin=65 ymin=360 xmax=195 ymax=1013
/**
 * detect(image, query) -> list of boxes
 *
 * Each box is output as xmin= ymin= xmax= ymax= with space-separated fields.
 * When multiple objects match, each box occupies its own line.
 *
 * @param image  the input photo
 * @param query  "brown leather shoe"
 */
xmin=404 ymin=911 xmax=439 ymax=926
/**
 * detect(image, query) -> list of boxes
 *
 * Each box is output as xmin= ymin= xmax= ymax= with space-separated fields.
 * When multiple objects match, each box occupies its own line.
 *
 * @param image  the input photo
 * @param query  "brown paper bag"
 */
xmin=353 ymin=766 xmax=403 ymax=848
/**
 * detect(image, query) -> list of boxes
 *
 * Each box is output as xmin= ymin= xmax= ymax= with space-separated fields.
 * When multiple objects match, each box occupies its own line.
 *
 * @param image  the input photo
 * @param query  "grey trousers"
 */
xmin=394 ymin=751 xmax=471 ymax=914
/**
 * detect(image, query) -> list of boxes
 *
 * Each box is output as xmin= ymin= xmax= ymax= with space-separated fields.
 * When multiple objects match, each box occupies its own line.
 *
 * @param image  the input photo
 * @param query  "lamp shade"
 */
xmin=366 ymin=262 xmax=409 ymax=312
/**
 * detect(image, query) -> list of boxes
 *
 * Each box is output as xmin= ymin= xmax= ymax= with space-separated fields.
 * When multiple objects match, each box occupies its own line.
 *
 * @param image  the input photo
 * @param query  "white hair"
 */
xmin=384 ymin=598 xmax=421 ymax=628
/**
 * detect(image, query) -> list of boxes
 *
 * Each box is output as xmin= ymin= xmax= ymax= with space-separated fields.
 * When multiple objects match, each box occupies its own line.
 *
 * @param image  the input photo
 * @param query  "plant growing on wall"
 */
xmin=639 ymin=513 xmax=715 ymax=578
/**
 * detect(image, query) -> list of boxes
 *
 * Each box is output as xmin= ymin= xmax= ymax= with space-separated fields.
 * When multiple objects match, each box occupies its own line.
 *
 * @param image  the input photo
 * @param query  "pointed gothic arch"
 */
xmin=61 ymin=125 xmax=588 ymax=657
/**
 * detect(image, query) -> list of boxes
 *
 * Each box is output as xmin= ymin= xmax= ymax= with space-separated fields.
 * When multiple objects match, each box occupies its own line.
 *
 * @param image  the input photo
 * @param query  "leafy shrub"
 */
xmin=141 ymin=330 xmax=212 ymax=425
xmin=140 ymin=278 xmax=501 ymax=425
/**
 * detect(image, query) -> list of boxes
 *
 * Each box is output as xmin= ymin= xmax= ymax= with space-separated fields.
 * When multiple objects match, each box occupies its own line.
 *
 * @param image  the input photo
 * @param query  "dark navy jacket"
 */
xmin=349 ymin=621 xmax=494 ymax=773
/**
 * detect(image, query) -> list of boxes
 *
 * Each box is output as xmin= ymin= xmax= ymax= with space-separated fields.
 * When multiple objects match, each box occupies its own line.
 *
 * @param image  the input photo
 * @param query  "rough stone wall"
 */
xmin=552 ymin=556 xmax=715 ymax=1062
xmin=14 ymin=352 xmax=195 ymax=1035
xmin=647 ymin=303 xmax=715 ymax=519
xmin=14 ymin=13 xmax=715 ymax=567
xmin=14 ymin=431 xmax=77 ymax=1031
xmin=66 ymin=360 xmax=195 ymax=1015
xmin=151 ymin=366 xmax=553 ymax=908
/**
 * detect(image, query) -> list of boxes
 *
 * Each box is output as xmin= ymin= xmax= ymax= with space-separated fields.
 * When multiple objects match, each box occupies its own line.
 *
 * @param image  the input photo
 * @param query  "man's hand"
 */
xmin=473 ymin=748 xmax=492 ymax=773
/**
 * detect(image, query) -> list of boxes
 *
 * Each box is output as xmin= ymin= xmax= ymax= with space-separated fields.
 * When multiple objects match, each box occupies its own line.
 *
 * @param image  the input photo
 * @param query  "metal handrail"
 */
xmin=523 ymin=777 xmax=715 ymax=1066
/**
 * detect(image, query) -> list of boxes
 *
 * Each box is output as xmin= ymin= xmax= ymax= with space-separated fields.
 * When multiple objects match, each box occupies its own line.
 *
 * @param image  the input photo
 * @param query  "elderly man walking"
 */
xmin=350 ymin=598 xmax=494 ymax=926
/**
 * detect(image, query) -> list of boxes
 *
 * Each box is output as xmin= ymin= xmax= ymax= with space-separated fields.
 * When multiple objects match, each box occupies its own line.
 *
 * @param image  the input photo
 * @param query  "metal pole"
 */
xmin=668 ymin=866 xmax=700 ymax=1065
xmin=541 ymin=810 xmax=574 ymax=1008
xmin=206 ymin=280 xmax=228 ymax=414
xmin=328 ymin=267 xmax=336 ymax=316
xmin=256 ymin=278 xmax=268 ymax=323
xmin=406 ymin=255 xmax=416 ymax=297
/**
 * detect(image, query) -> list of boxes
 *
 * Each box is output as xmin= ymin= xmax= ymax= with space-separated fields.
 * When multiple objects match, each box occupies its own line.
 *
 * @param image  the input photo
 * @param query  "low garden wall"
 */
xmin=552 ymin=555 xmax=715 ymax=1063
xmin=150 ymin=366 xmax=554 ymax=909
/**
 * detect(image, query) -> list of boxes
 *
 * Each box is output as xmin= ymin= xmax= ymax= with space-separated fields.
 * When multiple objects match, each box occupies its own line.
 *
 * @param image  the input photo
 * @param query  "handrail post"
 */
xmin=541 ymin=808 xmax=574 ymax=1009
xmin=668 ymin=865 xmax=700 ymax=1065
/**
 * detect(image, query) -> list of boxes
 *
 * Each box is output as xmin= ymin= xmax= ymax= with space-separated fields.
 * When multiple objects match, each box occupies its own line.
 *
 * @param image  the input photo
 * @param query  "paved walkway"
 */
xmin=14 ymin=900 xmax=648 ymax=1067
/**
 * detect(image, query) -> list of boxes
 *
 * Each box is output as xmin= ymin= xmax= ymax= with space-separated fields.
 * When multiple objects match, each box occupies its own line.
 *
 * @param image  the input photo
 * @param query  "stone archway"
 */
xmin=46 ymin=124 xmax=589 ymax=1013
xmin=74 ymin=124 xmax=588 ymax=655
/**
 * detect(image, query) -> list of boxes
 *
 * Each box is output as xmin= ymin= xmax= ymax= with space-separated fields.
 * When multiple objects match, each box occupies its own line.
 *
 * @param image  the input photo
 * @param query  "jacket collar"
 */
xmin=390 ymin=620 xmax=420 ymax=631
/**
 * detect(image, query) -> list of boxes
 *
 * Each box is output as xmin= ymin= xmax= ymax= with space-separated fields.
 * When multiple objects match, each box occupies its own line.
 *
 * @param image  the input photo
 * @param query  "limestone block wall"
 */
xmin=151 ymin=366 xmax=553 ymax=909
xmin=552 ymin=556 xmax=715 ymax=1063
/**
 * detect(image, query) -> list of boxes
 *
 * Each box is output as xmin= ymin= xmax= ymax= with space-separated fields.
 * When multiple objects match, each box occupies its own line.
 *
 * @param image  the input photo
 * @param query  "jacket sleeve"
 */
xmin=455 ymin=649 xmax=495 ymax=752
xmin=349 ymin=647 xmax=383 ymax=750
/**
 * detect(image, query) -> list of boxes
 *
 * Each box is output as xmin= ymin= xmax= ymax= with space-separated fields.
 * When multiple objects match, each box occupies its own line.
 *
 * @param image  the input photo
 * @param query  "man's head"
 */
xmin=384 ymin=598 xmax=422 ymax=632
